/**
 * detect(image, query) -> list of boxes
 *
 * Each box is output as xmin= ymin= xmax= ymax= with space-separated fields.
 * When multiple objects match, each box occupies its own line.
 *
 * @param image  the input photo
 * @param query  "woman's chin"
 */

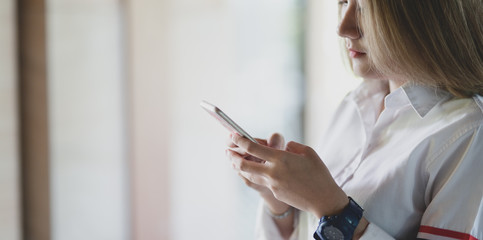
xmin=352 ymin=62 xmax=384 ymax=80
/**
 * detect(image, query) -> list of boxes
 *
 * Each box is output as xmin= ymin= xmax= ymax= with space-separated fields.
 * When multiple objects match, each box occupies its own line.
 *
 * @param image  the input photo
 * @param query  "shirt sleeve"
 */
xmin=359 ymin=123 xmax=483 ymax=240
xmin=416 ymin=124 xmax=483 ymax=240
xmin=255 ymin=200 xmax=299 ymax=240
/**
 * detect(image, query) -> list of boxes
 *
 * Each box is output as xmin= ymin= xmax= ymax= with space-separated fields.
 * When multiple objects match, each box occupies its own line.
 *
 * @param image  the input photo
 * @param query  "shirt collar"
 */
xmin=473 ymin=95 xmax=483 ymax=113
xmin=353 ymin=80 xmax=453 ymax=118
xmin=388 ymin=83 xmax=452 ymax=118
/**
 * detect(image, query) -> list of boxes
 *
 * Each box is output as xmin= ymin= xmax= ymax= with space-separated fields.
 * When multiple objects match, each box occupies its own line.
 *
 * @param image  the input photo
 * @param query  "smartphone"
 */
xmin=200 ymin=100 xmax=258 ymax=143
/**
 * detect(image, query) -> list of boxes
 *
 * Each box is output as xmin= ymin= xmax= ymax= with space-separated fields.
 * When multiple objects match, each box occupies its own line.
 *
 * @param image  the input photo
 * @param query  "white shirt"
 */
xmin=256 ymin=80 xmax=483 ymax=240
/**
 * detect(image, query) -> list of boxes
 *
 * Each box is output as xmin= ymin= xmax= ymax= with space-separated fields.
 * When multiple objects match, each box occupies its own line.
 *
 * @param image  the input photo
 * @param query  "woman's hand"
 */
xmin=226 ymin=133 xmax=291 ymax=215
xmin=228 ymin=133 xmax=349 ymax=219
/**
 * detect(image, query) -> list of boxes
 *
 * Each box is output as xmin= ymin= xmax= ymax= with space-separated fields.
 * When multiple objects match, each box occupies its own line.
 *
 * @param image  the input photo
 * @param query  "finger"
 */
xmin=239 ymin=171 xmax=267 ymax=187
xmin=285 ymin=141 xmax=315 ymax=156
xmin=227 ymin=148 xmax=265 ymax=163
xmin=238 ymin=172 xmax=266 ymax=191
xmin=255 ymin=138 xmax=268 ymax=146
xmin=238 ymin=172 xmax=253 ymax=186
xmin=226 ymin=133 xmax=237 ymax=148
xmin=232 ymin=134 xmax=282 ymax=162
xmin=268 ymin=133 xmax=285 ymax=149
xmin=227 ymin=149 xmax=268 ymax=174
xmin=228 ymin=135 xmax=267 ymax=148
xmin=231 ymin=133 xmax=276 ymax=159
xmin=228 ymin=146 xmax=247 ymax=156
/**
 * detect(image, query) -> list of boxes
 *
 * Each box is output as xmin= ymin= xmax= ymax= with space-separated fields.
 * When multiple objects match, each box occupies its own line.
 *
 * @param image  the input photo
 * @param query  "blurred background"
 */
xmin=0 ymin=0 xmax=358 ymax=239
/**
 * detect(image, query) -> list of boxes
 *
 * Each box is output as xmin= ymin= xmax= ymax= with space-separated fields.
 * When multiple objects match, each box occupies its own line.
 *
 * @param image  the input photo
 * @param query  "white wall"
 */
xmin=127 ymin=0 xmax=173 ymax=239
xmin=128 ymin=0 xmax=304 ymax=239
xmin=169 ymin=1 xmax=304 ymax=239
xmin=0 ymin=0 xmax=21 ymax=239
xmin=46 ymin=1 xmax=129 ymax=239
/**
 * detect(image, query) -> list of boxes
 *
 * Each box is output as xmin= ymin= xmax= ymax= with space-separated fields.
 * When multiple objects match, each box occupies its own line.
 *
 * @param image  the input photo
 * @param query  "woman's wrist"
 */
xmin=313 ymin=189 xmax=349 ymax=218
xmin=265 ymin=204 xmax=293 ymax=219
xmin=264 ymin=199 xmax=291 ymax=215
xmin=260 ymin=191 xmax=290 ymax=214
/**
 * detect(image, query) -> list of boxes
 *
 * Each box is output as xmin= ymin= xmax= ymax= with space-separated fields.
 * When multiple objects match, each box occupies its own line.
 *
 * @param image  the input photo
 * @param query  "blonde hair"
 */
xmin=358 ymin=0 xmax=483 ymax=97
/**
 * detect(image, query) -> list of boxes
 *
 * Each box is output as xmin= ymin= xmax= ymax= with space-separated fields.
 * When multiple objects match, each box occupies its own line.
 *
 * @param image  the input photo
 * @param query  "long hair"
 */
xmin=357 ymin=0 xmax=483 ymax=97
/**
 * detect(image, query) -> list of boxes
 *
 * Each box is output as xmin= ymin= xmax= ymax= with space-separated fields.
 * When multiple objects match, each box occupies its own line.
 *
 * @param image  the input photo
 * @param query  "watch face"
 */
xmin=323 ymin=225 xmax=344 ymax=240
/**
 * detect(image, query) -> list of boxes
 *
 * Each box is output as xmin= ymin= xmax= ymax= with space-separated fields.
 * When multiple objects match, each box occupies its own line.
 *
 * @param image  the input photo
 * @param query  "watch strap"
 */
xmin=313 ymin=197 xmax=364 ymax=240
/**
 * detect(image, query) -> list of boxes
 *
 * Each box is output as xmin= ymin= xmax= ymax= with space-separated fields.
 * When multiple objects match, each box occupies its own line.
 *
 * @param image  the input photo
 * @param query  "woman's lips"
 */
xmin=349 ymin=49 xmax=366 ymax=58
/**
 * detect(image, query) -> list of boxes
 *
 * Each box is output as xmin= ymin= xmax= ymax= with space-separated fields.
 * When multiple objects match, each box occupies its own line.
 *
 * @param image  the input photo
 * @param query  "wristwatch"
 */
xmin=313 ymin=197 xmax=364 ymax=240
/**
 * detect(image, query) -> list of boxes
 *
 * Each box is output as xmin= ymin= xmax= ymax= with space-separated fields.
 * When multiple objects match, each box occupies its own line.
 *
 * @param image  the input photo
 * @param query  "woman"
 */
xmin=227 ymin=0 xmax=483 ymax=239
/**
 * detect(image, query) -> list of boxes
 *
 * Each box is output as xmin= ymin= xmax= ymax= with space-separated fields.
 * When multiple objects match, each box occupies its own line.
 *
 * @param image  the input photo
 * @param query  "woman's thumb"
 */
xmin=268 ymin=133 xmax=285 ymax=150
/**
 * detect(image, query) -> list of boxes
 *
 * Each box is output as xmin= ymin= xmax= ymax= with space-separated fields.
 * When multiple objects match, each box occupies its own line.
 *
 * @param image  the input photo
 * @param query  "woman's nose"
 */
xmin=337 ymin=3 xmax=361 ymax=39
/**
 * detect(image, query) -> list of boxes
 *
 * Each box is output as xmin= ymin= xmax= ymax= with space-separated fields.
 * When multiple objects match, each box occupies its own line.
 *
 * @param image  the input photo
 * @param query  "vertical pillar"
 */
xmin=17 ymin=0 xmax=51 ymax=239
